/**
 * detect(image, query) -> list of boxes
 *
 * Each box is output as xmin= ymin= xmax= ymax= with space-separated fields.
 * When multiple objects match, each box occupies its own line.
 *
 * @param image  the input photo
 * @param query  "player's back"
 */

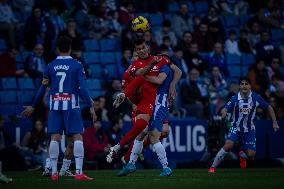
xmin=45 ymin=56 xmax=83 ymax=110
xmin=156 ymin=65 xmax=173 ymax=106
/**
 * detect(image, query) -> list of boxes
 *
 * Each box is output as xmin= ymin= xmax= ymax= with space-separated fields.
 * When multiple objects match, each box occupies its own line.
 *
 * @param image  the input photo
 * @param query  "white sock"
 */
xmin=211 ymin=148 xmax=228 ymax=168
xmin=153 ymin=142 xmax=168 ymax=168
xmin=74 ymin=140 xmax=84 ymax=175
xmin=60 ymin=158 xmax=71 ymax=171
xmin=129 ymin=140 xmax=143 ymax=164
xmin=49 ymin=141 xmax=59 ymax=175
xmin=113 ymin=143 xmax=121 ymax=153
xmin=45 ymin=158 xmax=51 ymax=169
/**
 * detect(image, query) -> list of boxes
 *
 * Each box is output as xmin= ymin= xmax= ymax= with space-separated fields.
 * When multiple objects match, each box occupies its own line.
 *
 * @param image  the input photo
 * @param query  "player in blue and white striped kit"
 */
xmin=209 ymin=77 xmax=280 ymax=173
xmin=117 ymin=63 xmax=181 ymax=177
xmin=21 ymin=36 xmax=95 ymax=181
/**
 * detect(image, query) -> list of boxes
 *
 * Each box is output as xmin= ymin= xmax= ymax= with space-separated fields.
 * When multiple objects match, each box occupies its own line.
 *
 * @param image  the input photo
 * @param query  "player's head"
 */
xmin=134 ymin=38 xmax=149 ymax=59
xmin=56 ymin=36 xmax=72 ymax=55
xmin=239 ymin=77 xmax=251 ymax=94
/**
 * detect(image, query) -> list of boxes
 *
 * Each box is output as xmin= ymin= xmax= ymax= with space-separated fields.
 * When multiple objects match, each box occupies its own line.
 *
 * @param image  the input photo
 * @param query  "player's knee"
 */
xmin=51 ymin=134 xmax=61 ymax=141
xmin=223 ymin=141 xmax=234 ymax=151
xmin=246 ymin=150 xmax=256 ymax=159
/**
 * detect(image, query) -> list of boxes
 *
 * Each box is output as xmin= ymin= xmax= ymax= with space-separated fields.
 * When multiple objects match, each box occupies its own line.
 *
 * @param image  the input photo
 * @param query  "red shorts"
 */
xmin=136 ymin=98 xmax=154 ymax=116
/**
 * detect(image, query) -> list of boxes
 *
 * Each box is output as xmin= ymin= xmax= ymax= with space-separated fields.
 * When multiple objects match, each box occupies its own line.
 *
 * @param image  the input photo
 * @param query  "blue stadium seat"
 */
xmin=100 ymin=39 xmax=118 ymax=51
xmin=0 ymin=105 xmax=17 ymax=115
xmin=18 ymin=78 xmax=35 ymax=90
xmin=168 ymin=2 xmax=179 ymax=12
xmin=100 ymin=52 xmax=116 ymax=64
xmin=89 ymin=64 xmax=102 ymax=78
xmin=226 ymin=54 xmax=241 ymax=65
xmin=17 ymin=91 xmax=34 ymax=104
xmin=0 ymin=91 xmax=17 ymax=104
xmin=0 ymin=39 xmax=7 ymax=52
xmin=89 ymin=90 xmax=105 ymax=98
xmin=86 ymin=79 xmax=102 ymax=90
xmin=105 ymin=64 xmax=118 ymax=78
xmin=195 ymin=1 xmax=208 ymax=14
xmin=223 ymin=15 xmax=239 ymax=27
xmin=84 ymin=39 xmax=100 ymax=51
xmin=271 ymin=29 xmax=284 ymax=41
xmin=1 ymin=78 xmax=17 ymax=90
xmin=83 ymin=52 xmax=100 ymax=65
xmin=228 ymin=65 xmax=242 ymax=78
xmin=149 ymin=14 xmax=164 ymax=26
xmin=241 ymin=53 xmax=255 ymax=66
xmin=187 ymin=2 xmax=195 ymax=13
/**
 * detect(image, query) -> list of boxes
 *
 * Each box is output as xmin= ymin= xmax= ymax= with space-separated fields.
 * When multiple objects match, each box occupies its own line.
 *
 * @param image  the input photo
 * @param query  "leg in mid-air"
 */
xmin=209 ymin=140 xmax=234 ymax=173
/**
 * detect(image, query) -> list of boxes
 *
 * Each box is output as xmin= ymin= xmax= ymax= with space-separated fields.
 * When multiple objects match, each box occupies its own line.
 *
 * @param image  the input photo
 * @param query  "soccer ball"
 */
xmin=131 ymin=16 xmax=150 ymax=33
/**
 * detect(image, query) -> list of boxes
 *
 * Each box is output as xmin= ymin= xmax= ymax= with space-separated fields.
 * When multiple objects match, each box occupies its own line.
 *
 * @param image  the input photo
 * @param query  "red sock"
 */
xmin=119 ymin=119 xmax=148 ymax=147
xmin=124 ymin=142 xmax=134 ymax=161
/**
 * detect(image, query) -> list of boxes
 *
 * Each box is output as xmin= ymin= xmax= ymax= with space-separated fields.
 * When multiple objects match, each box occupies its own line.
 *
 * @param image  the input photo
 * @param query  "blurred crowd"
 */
xmin=0 ymin=0 xmax=284 ymax=170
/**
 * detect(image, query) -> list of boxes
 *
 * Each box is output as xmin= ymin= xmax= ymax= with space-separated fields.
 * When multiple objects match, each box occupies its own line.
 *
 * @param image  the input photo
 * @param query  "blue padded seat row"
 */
xmin=86 ymin=79 xmax=102 ymax=90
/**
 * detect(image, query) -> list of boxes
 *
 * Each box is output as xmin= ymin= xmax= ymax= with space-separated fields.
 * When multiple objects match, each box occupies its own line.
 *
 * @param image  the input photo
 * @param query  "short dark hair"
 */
xmin=239 ymin=77 xmax=251 ymax=85
xmin=134 ymin=38 xmax=145 ymax=46
xmin=57 ymin=36 xmax=72 ymax=53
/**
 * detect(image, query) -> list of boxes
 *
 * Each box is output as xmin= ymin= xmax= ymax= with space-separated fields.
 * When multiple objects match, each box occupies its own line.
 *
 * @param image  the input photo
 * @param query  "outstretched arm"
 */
xmin=145 ymin=73 xmax=167 ymax=85
xmin=135 ymin=56 xmax=161 ymax=76
xmin=169 ymin=63 xmax=182 ymax=99
xmin=267 ymin=105 xmax=280 ymax=132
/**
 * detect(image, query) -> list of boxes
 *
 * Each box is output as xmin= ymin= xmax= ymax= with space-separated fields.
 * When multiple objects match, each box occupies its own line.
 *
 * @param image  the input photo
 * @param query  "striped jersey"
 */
xmin=155 ymin=65 xmax=173 ymax=107
xmin=43 ymin=56 xmax=86 ymax=110
xmin=225 ymin=92 xmax=269 ymax=132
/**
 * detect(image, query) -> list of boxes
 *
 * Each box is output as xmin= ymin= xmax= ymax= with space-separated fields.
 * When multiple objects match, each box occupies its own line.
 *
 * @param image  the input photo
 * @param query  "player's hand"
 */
xmin=113 ymin=92 xmax=126 ymax=108
xmin=151 ymin=56 xmax=162 ymax=65
xmin=21 ymin=106 xmax=34 ymax=117
xmin=90 ymin=107 xmax=97 ymax=122
xmin=169 ymin=83 xmax=176 ymax=100
xmin=272 ymin=122 xmax=280 ymax=132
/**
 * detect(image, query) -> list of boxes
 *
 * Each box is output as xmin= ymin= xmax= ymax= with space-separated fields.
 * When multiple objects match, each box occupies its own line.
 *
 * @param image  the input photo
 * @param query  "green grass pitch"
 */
xmin=1 ymin=168 xmax=284 ymax=189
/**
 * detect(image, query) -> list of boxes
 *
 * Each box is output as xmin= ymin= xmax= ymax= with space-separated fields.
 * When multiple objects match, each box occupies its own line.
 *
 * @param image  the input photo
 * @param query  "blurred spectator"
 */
xmin=184 ymin=42 xmax=208 ymax=76
xmin=238 ymin=29 xmax=253 ymax=54
xmin=83 ymin=121 xmax=111 ymax=169
xmin=227 ymin=80 xmax=239 ymax=99
xmin=24 ymin=6 xmax=47 ymax=51
xmin=158 ymin=36 xmax=173 ymax=56
xmin=71 ymin=47 xmax=89 ymax=78
xmin=73 ymin=0 xmax=91 ymax=38
xmin=0 ymin=115 xmax=27 ymax=170
xmin=21 ymin=119 xmax=48 ymax=168
xmin=143 ymin=31 xmax=158 ymax=54
xmin=258 ymin=1 xmax=284 ymax=29
xmin=180 ymin=31 xmax=192 ymax=53
xmin=118 ymin=2 xmax=135 ymax=25
xmin=121 ymin=27 xmax=134 ymax=51
xmin=155 ymin=20 xmax=177 ymax=47
xmin=280 ymin=40 xmax=284 ymax=65
xmin=202 ymin=6 xmax=225 ymax=43
xmin=267 ymin=57 xmax=284 ymax=81
xmin=104 ymin=79 xmax=132 ymax=121
xmin=99 ymin=96 xmax=109 ymax=122
xmin=0 ymin=48 xmax=26 ymax=77
xmin=134 ymin=0 xmax=166 ymax=13
xmin=180 ymin=68 xmax=209 ymax=118
xmin=207 ymin=42 xmax=229 ymax=77
xmin=172 ymin=3 xmax=193 ymax=39
xmin=225 ymin=29 xmax=241 ymax=56
xmin=205 ymin=65 xmax=228 ymax=116
xmin=234 ymin=0 xmax=249 ymax=16
xmin=248 ymin=58 xmax=270 ymax=97
xmin=248 ymin=21 xmax=261 ymax=50
xmin=59 ymin=19 xmax=83 ymax=51
xmin=106 ymin=116 xmax=124 ymax=146
xmin=121 ymin=48 xmax=132 ymax=70
xmin=269 ymin=75 xmax=284 ymax=98
xmin=0 ymin=0 xmax=18 ymax=48
xmin=256 ymin=30 xmax=279 ymax=64
xmin=192 ymin=22 xmax=214 ymax=52
xmin=24 ymin=43 xmax=46 ymax=78
xmin=11 ymin=0 xmax=34 ymax=21
xmin=193 ymin=15 xmax=202 ymax=31
xmin=102 ymin=10 xmax=122 ymax=38
xmin=171 ymin=46 xmax=188 ymax=79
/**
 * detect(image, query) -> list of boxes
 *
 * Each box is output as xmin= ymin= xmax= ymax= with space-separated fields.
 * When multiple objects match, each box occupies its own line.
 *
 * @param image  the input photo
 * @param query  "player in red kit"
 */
xmin=107 ymin=39 xmax=181 ymax=163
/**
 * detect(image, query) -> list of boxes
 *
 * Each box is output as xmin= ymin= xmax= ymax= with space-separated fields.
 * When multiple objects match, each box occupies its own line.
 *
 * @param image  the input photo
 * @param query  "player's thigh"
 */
xmin=149 ymin=129 xmax=162 ymax=144
xmin=48 ymin=110 xmax=64 ymax=135
xmin=63 ymin=108 xmax=84 ymax=135
xmin=162 ymin=122 xmax=170 ymax=137
xmin=241 ymin=132 xmax=256 ymax=152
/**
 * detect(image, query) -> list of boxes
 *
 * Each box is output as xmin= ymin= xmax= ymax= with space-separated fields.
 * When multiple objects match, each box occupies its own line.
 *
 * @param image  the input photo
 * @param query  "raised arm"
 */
xmin=145 ymin=72 xmax=167 ymax=85
xmin=168 ymin=63 xmax=182 ymax=99
xmin=135 ymin=56 xmax=161 ymax=76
